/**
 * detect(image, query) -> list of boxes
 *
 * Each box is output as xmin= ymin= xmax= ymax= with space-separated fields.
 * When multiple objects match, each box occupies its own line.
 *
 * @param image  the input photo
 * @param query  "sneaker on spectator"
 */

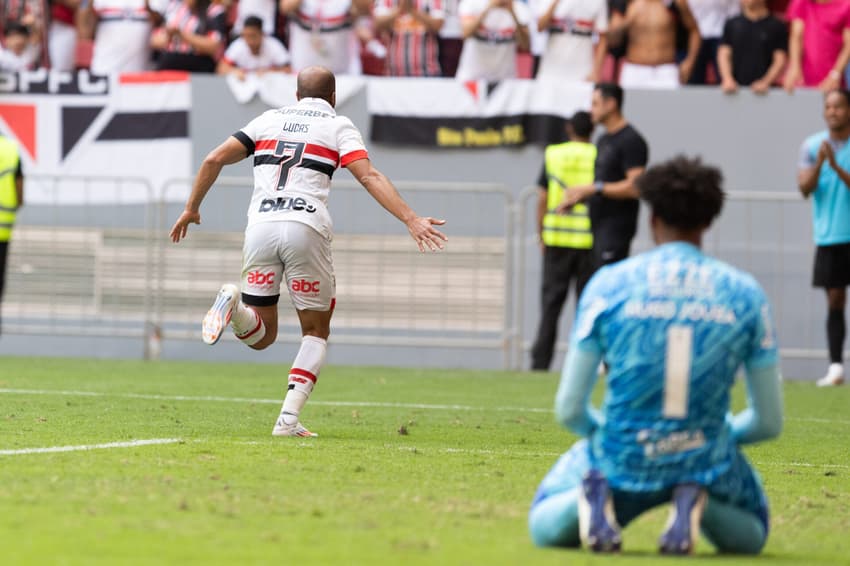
xmin=817 ymin=363 xmax=845 ymax=387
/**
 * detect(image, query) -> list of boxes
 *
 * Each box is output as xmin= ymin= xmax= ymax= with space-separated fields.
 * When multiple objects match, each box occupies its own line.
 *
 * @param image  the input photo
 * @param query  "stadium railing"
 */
xmin=3 ymin=175 xmax=157 ymax=354
xmin=157 ymin=177 xmax=519 ymax=367
xmin=3 ymin=175 xmax=835 ymax=371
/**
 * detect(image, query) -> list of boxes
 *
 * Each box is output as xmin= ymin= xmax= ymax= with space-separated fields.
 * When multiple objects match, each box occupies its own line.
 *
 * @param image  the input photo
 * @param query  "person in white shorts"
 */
xmin=169 ymin=66 xmax=448 ymax=437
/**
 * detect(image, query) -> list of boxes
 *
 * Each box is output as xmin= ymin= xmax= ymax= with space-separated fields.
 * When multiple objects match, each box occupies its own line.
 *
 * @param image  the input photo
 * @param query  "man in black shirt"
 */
xmin=717 ymin=0 xmax=788 ymax=95
xmin=558 ymin=83 xmax=648 ymax=268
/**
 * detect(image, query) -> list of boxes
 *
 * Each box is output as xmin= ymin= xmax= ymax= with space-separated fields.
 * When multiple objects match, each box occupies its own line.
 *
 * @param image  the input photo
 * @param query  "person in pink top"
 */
xmin=784 ymin=0 xmax=850 ymax=93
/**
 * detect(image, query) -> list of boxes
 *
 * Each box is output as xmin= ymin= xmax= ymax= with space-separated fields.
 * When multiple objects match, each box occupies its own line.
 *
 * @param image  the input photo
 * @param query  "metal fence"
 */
xmin=4 ymin=176 xmax=519 ymax=366
xmin=1 ymin=175 xmax=834 ymax=372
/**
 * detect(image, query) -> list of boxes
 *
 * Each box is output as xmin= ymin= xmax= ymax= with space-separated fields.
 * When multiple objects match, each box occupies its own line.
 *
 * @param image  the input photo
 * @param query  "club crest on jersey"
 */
xmin=258 ymin=197 xmax=317 ymax=213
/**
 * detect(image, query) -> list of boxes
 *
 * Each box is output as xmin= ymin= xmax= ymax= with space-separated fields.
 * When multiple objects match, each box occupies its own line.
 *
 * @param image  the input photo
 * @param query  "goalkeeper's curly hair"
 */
xmin=636 ymin=155 xmax=725 ymax=230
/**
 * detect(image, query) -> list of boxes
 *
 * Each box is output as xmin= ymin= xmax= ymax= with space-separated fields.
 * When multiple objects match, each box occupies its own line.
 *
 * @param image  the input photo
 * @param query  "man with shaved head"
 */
xmin=170 ymin=66 xmax=448 ymax=437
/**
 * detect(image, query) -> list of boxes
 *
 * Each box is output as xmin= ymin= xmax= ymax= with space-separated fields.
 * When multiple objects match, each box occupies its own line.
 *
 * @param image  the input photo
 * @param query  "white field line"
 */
xmin=0 ymin=438 xmax=181 ymax=456
xmin=0 ymin=388 xmax=848 ymax=426
xmin=0 ymin=388 xmax=551 ymax=413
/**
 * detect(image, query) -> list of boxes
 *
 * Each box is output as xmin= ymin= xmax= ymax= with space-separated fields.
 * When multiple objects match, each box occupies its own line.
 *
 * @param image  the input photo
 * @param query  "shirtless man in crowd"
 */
xmin=608 ymin=0 xmax=701 ymax=89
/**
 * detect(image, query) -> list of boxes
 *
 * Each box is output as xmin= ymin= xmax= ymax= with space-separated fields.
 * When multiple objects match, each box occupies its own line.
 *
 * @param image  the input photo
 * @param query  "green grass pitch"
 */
xmin=0 ymin=356 xmax=848 ymax=565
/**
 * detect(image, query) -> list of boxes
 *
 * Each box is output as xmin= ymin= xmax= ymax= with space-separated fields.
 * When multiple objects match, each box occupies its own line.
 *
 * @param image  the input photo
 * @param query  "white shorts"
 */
xmin=619 ymin=62 xmax=680 ymax=90
xmin=241 ymin=220 xmax=335 ymax=311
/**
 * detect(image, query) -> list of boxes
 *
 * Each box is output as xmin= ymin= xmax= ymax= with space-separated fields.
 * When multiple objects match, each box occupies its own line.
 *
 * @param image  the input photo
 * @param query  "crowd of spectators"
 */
xmin=0 ymin=0 xmax=848 ymax=92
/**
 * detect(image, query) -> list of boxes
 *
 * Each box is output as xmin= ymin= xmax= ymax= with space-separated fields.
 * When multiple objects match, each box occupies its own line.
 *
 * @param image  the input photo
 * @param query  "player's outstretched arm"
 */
xmin=346 ymin=158 xmax=448 ymax=252
xmin=170 ymin=137 xmax=248 ymax=243
xmin=730 ymin=363 xmax=783 ymax=445
xmin=554 ymin=346 xmax=604 ymax=437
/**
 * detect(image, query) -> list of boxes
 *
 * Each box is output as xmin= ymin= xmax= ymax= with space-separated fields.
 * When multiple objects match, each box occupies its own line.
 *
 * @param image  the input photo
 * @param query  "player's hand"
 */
xmin=170 ymin=209 xmax=201 ymax=243
xmin=406 ymin=216 xmax=447 ymax=252
xmin=721 ymin=77 xmax=738 ymax=94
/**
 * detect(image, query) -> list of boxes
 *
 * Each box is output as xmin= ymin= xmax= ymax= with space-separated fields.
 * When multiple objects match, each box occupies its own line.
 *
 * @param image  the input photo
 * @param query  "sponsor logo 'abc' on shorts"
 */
xmin=247 ymin=271 xmax=275 ymax=286
xmin=292 ymin=279 xmax=320 ymax=294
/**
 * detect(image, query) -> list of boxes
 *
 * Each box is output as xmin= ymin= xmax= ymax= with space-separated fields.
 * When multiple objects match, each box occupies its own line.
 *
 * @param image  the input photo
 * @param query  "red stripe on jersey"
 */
xmin=340 ymin=149 xmax=368 ymax=166
xmin=255 ymin=139 xmax=277 ymax=151
xmin=289 ymin=367 xmax=317 ymax=383
xmin=305 ymin=143 xmax=339 ymax=163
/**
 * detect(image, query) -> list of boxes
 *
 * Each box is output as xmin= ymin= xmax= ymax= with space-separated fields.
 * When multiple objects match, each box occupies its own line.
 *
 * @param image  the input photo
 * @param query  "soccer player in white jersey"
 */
xmin=170 ymin=66 xmax=447 ymax=437
xmin=529 ymin=156 xmax=783 ymax=555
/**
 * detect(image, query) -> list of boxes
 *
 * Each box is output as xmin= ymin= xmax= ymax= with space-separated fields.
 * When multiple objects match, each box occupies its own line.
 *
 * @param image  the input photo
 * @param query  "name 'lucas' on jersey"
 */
xmin=233 ymin=97 xmax=369 ymax=240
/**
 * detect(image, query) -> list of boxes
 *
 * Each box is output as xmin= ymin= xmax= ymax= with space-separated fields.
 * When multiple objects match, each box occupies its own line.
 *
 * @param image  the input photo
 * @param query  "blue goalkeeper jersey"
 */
xmin=571 ymin=242 xmax=779 ymax=491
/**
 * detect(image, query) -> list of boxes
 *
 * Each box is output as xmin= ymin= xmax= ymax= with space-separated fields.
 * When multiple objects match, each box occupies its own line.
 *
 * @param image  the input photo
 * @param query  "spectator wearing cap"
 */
xmin=530 ymin=111 xmax=596 ymax=371
xmin=717 ymin=0 xmax=787 ymax=95
xmin=454 ymin=0 xmax=529 ymax=81
xmin=784 ymin=0 xmax=850 ymax=93
xmin=217 ymin=15 xmax=290 ymax=78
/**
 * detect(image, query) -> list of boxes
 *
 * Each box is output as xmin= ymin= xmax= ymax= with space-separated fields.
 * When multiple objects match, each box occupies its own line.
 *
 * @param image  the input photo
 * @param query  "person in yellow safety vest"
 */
xmin=531 ymin=111 xmax=596 ymax=371
xmin=0 ymin=135 xmax=23 ymax=336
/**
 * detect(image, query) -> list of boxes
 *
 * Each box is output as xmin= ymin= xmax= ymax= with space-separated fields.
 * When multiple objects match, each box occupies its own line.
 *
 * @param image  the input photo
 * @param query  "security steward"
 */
xmin=0 ymin=135 xmax=23 ymax=336
xmin=531 ymin=111 xmax=595 ymax=371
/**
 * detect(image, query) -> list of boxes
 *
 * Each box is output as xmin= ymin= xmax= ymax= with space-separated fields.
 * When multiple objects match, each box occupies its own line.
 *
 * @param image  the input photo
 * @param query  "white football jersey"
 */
xmin=235 ymin=97 xmax=369 ymax=238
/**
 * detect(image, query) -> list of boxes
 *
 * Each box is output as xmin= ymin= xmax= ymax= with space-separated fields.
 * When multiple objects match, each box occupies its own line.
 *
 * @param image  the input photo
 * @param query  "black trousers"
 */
xmin=531 ymin=246 xmax=594 ymax=371
xmin=0 ymin=241 xmax=7 ymax=335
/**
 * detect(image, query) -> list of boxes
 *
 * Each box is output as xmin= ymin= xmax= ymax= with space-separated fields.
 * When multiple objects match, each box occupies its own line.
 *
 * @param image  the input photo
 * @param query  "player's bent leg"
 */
xmin=658 ymin=483 xmax=707 ymax=555
xmin=272 ymin=307 xmax=333 ymax=438
xmin=528 ymin=489 xmax=581 ymax=548
xmin=700 ymin=496 xmax=767 ymax=555
xmin=240 ymin=304 xmax=278 ymax=350
xmin=699 ymin=449 xmax=770 ymax=554
xmin=528 ymin=439 xmax=592 ymax=548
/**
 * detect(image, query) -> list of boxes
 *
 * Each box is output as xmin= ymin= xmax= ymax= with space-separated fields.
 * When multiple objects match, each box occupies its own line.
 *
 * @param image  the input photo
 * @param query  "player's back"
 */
xmin=238 ymin=97 xmax=368 ymax=237
xmin=578 ymin=242 xmax=776 ymax=490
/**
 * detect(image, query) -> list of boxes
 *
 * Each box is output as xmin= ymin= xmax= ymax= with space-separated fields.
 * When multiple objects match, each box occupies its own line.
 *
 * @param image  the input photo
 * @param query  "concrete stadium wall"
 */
xmin=1 ymin=76 xmax=832 ymax=379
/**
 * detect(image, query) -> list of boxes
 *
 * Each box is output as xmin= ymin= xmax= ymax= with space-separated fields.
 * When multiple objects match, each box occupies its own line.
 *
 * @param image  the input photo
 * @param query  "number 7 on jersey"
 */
xmin=274 ymin=140 xmax=306 ymax=191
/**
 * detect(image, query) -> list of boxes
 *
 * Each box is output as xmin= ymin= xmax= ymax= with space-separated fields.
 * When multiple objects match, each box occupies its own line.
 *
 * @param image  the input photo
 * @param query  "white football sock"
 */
xmin=230 ymin=302 xmax=265 ymax=346
xmin=280 ymin=336 xmax=327 ymax=424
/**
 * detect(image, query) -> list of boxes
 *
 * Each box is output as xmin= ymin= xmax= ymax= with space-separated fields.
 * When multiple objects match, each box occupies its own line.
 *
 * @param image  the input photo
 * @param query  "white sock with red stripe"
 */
xmin=280 ymin=335 xmax=327 ymax=425
xmin=230 ymin=302 xmax=265 ymax=346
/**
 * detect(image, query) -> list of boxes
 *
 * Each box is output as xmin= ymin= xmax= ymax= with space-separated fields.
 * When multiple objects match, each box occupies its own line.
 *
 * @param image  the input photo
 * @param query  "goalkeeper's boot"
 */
xmin=578 ymin=469 xmax=622 ymax=553
xmin=658 ymin=483 xmax=707 ymax=555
